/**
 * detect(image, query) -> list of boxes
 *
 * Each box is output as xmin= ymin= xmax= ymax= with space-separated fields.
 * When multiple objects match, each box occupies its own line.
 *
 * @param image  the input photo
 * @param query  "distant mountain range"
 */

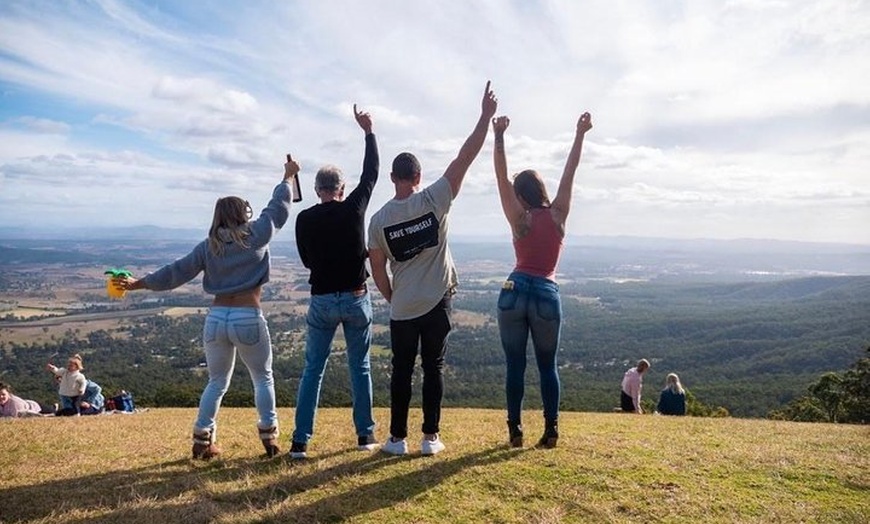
xmin=2 ymin=225 xmax=869 ymax=251
xmin=0 ymin=225 xmax=205 ymax=241
xmin=1 ymin=226 xmax=869 ymax=279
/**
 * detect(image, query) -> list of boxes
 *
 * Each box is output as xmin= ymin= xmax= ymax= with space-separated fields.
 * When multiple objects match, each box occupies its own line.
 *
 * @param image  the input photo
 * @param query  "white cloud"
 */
xmin=152 ymin=76 xmax=258 ymax=115
xmin=12 ymin=116 xmax=70 ymax=135
xmin=0 ymin=0 xmax=867 ymax=243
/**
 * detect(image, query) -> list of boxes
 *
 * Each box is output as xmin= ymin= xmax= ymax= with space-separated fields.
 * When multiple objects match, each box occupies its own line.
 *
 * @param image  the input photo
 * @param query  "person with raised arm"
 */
xmin=46 ymin=354 xmax=87 ymax=415
xmin=368 ymin=81 xmax=498 ymax=455
xmin=116 ymin=157 xmax=299 ymax=459
xmin=289 ymin=105 xmax=380 ymax=459
xmin=491 ymin=111 xmax=593 ymax=448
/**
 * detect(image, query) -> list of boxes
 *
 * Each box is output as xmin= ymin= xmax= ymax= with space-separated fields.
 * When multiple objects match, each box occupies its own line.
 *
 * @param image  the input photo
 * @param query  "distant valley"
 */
xmin=1 ymin=228 xmax=868 ymax=418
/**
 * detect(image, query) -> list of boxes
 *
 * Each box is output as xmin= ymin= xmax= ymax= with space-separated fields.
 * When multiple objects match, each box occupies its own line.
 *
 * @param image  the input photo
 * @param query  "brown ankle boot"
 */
xmin=508 ymin=421 xmax=524 ymax=448
xmin=536 ymin=420 xmax=559 ymax=449
xmin=259 ymin=426 xmax=280 ymax=458
xmin=192 ymin=430 xmax=221 ymax=460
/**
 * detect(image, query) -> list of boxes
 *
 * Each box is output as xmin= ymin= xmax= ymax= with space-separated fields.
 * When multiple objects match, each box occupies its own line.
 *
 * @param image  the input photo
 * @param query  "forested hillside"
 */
xmin=2 ymin=273 xmax=867 ymax=418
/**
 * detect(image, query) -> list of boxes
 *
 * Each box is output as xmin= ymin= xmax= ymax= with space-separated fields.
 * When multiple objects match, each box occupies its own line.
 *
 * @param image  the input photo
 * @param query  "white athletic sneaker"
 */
xmin=289 ymin=441 xmax=307 ymax=459
xmin=381 ymin=436 xmax=408 ymax=456
xmin=421 ymin=435 xmax=446 ymax=456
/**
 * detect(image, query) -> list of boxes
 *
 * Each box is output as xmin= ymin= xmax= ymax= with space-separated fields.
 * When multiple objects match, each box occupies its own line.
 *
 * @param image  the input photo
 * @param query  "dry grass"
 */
xmin=4 ymin=308 xmax=62 ymax=319
xmin=0 ymin=318 xmax=128 ymax=346
xmin=161 ymin=307 xmax=209 ymax=318
xmin=0 ymin=408 xmax=867 ymax=523
xmin=450 ymin=309 xmax=492 ymax=328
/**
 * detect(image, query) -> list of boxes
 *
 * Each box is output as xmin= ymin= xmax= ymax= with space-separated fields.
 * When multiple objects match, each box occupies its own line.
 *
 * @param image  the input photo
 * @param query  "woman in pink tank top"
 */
xmin=492 ymin=112 xmax=593 ymax=449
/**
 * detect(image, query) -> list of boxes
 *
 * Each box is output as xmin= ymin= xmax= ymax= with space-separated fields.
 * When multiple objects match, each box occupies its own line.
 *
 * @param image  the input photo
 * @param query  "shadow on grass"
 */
xmin=0 ymin=445 xmax=521 ymax=523
xmin=261 ymin=445 xmax=520 ymax=522
xmin=0 ymin=447 xmax=350 ymax=524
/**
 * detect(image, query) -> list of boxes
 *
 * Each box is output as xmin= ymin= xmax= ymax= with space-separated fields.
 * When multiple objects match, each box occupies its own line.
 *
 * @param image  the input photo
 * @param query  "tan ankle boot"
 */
xmin=259 ymin=426 xmax=280 ymax=458
xmin=192 ymin=430 xmax=221 ymax=460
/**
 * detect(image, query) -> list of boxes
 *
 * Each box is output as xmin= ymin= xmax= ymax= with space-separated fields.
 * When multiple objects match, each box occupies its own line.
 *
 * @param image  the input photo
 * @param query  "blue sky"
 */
xmin=1 ymin=0 xmax=868 ymax=244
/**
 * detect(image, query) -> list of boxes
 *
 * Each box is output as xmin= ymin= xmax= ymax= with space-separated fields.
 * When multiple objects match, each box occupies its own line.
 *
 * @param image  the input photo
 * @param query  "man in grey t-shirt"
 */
xmin=368 ymin=81 xmax=498 ymax=455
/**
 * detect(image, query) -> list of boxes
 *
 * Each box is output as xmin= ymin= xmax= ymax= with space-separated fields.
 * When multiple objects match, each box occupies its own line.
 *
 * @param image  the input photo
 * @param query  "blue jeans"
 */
xmin=292 ymin=290 xmax=375 ymax=444
xmin=59 ymin=395 xmax=81 ymax=415
xmin=497 ymin=272 xmax=562 ymax=425
xmin=196 ymin=307 xmax=277 ymax=439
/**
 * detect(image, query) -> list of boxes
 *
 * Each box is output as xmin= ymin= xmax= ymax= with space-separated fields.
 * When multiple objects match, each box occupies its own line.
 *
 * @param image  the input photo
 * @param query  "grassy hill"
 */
xmin=0 ymin=408 xmax=866 ymax=523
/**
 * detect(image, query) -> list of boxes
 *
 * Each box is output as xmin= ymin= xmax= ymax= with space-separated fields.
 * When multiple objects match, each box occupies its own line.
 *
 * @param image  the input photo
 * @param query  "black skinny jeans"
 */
xmin=389 ymin=294 xmax=453 ymax=438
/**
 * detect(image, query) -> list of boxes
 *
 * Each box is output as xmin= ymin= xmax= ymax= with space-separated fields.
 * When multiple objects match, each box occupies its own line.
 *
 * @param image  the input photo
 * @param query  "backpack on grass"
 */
xmin=110 ymin=391 xmax=135 ymax=412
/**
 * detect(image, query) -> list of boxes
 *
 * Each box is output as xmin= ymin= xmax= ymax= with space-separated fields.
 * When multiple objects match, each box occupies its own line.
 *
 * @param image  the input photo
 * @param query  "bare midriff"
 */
xmin=212 ymin=286 xmax=262 ymax=308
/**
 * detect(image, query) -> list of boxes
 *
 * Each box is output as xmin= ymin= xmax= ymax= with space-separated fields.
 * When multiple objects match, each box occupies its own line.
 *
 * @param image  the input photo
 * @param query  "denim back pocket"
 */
xmin=203 ymin=319 xmax=220 ymax=344
xmin=535 ymin=293 xmax=562 ymax=321
xmin=232 ymin=321 xmax=262 ymax=346
xmin=346 ymin=293 xmax=373 ymax=328
xmin=497 ymin=287 xmax=519 ymax=311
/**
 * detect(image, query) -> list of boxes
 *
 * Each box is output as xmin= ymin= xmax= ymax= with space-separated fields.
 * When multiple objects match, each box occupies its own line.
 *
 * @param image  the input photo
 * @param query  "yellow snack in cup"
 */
xmin=104 ymin=269 xmax=132 ymax=299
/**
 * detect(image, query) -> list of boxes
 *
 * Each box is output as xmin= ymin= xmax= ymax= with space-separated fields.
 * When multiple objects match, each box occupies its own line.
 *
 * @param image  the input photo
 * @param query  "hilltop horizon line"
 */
xmin=2 ymin=224 xmax=870 ymax=250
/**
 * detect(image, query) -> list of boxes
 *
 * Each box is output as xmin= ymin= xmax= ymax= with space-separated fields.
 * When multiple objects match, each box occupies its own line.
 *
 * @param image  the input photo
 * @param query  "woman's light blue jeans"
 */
xmin=292 ymin=290 xmax=375 ymax=444
xmin=195 ymin=307 xmax=277 ymax=439
xmin=497 ymin=271 xmax=562 ymax=425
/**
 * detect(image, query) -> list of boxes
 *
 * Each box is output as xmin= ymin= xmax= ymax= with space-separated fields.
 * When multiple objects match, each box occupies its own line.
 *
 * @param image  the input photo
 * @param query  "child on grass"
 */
xmin=46 ymin=354 xmax=87 ymax=415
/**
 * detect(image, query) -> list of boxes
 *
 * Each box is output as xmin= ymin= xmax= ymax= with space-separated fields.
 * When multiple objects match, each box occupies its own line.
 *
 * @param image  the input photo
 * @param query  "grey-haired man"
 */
xmin=290 ymin=105 xmax=379 ymax=458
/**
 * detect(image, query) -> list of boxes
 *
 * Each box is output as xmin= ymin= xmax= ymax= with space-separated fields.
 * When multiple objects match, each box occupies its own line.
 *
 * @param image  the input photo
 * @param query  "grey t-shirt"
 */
xmin=368 ymin=176 xmax=456 ymax=320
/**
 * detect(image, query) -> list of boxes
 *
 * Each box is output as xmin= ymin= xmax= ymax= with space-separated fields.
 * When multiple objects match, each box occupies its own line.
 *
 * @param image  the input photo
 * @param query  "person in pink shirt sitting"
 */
xmin=0 ymin=382 xmax=57 ymax=418
xmin=621 ymin=359 xmax=651 ymax=414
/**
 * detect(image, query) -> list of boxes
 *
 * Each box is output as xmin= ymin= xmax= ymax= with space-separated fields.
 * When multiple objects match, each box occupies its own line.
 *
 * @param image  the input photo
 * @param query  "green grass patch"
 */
xmin=0 ymin=408 xmax=867 ymax=523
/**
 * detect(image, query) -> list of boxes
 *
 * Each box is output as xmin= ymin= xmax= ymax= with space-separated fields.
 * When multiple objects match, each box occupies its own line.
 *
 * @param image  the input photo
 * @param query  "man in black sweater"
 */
xmin=290 ymin=105 xmax=379 ymax=458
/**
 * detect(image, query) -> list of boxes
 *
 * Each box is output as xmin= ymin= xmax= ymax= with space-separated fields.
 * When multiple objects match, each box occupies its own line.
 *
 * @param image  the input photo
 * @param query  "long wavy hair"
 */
xmin=207 ymin=196 xmax=251 ymax=256
xmin=665 ymin=373 xmax=685 ymax=395
xmin=513 ymin=170 xmax=551 ymax=209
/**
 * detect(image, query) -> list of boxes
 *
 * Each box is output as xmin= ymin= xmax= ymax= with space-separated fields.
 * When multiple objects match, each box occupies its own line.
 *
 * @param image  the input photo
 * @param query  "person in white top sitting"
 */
xmin=46 ymin=354 xmax=87 ymax=415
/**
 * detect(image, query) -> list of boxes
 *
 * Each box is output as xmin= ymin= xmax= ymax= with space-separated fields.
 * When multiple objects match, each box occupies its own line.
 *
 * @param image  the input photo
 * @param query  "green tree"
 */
xmin=809 ymin=372 xmax=844 ymax=422
xmin=768 ymin=347 xmax=869 ymax=424
xmin=769 ymin=396 xmax=827 ymax=422
xmin=839 ymin=346 xmax=870 ymax=423
xmin=686 ymin=390 xmax=729 ymax=417
xmin=153 ymin=385 xmax=200 ymax=407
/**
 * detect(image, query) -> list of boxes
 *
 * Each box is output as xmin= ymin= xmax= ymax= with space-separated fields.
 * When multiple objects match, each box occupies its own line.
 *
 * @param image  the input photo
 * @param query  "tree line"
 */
xmin=1 ymin=275 xmax=867 ymax=421
xmin=769 ymin=346 xmax=869 ymax=423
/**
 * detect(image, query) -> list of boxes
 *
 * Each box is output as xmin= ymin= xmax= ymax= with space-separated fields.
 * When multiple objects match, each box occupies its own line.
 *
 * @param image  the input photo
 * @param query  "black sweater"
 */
xmin=295 ymin=133 xmax=379 ymax=294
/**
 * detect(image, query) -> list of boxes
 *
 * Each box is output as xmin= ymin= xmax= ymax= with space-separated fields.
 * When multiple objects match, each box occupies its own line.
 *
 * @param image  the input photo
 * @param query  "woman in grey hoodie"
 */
xmin=118 ymin=157 xmax=299 ymax=459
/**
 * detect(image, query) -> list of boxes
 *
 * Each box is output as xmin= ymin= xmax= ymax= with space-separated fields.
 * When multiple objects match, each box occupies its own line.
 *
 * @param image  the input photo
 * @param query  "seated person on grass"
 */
xmin=0 ymin=382 xmax=57 ymax=418
xmin=58 ymin=379 xmax=105 ymax=416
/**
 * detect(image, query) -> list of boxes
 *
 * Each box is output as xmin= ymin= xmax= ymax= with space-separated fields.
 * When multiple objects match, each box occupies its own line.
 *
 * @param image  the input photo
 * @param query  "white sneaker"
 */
xmin=381 ymin=436 xmax=408 ymax=456
xmin=421 ymin=435 xmax=446 ymax=456
xmin=289 ymin=441 xmax=307 ymax=459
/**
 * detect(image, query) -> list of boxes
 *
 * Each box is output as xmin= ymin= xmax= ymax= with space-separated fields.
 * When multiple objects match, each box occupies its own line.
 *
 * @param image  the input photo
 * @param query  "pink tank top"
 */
xmin=513 ymin=208 xmax=563 ymax=280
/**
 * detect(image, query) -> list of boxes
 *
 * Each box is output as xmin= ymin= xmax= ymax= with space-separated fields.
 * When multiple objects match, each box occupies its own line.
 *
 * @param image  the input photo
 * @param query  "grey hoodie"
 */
xmin=141 ymin=181 xmax=292 ymax=295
